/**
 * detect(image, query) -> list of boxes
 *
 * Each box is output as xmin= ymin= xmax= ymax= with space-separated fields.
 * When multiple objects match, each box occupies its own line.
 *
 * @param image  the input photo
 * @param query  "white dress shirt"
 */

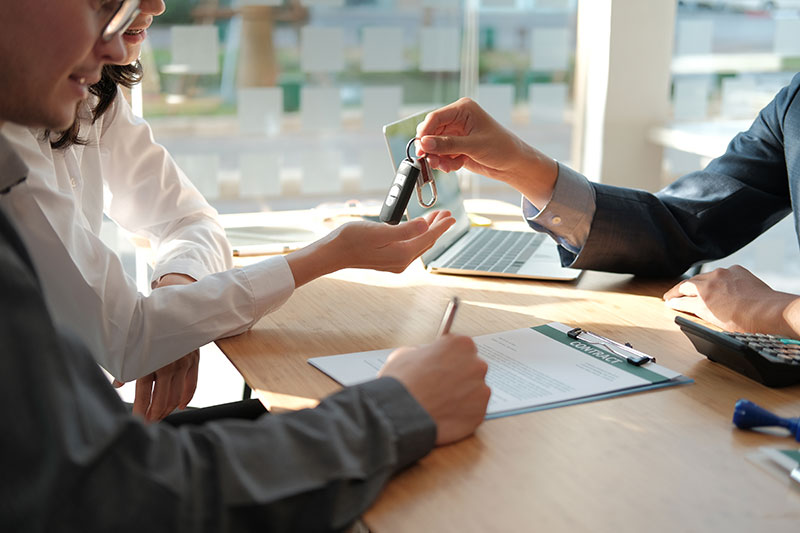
xmin=0 ymin=89 xmax=295 ymax=382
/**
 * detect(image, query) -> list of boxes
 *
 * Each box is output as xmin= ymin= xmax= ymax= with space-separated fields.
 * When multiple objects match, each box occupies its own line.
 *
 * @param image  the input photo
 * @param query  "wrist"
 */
xmin=285 ymin=231 xmax=342 ymax=288
xmin=506 ymin=143 xmax=558 ymax=209
xmin=152 ymin=272 xmax=196 ymax=289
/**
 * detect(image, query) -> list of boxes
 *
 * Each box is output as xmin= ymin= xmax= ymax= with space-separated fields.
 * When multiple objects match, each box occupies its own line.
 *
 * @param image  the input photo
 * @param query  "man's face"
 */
xmin=0 ymin=0 xmax=127 ymax=130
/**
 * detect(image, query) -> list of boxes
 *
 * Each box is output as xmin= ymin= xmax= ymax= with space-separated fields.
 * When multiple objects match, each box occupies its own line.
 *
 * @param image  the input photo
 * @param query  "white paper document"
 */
xmin=309 ymin=322 xmax=691 ymax=419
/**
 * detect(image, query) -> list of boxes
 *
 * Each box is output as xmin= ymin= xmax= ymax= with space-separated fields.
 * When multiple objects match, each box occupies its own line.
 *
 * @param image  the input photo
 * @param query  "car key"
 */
xmin=379 ymin=156 xmax=421 ymax=225
xmin=380 ymin=138 xmax=438 ymax=225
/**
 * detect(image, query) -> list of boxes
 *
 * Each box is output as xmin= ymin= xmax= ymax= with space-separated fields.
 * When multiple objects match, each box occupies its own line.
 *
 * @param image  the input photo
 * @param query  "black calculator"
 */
xmin=675 ymin=315 xmax=800 ymax=387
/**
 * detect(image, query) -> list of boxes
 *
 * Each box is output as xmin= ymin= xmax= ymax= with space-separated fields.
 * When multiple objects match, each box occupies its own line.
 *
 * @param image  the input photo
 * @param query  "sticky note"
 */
xmin=362 ymin=86 xmax=403 ymax=131
xmin=672 ymin=77 xmax=710 ymax=121
xmin=531 ymin=27 xmax=569 ymax=71
xmin=301 ymin=150 xmax=342 ymax=194
xmin=528 ymin=83 xmax=567 ymax=123
xmin=301 ymin=86 xmax=341 ymax=131
xmin=170 ymin=26 xmax=219 ymax=75
xmin=239 ymin=153 xmax=281 ymax=197
xmin=238 ymin=88 xmax=283 ymax=136
xmin=362 ymin=27 xmax=405 ymax=72
xmin=300 ymin=0 xmax=345 ymax=6
xmin=477 ymin=84 xmax=515 ymax=126
xmin=360 ymin=146 xmax=395 ymax=191
xmin=774 ymin=18 xmax=800 ymax=56
xmin=301 ymin=26 xmax=344 ymax=73
xmin=675 ymin=20 xmax=713 ymax=56
xmin=420 ymin=27 xmax=461 ymax=72
xmin=236 ymin=0 xmax=283 ymax=6
xmin=422 ymin=0 xmax=460 ymax=7
xmin=175 ymin=154 xmax=220 ymax=199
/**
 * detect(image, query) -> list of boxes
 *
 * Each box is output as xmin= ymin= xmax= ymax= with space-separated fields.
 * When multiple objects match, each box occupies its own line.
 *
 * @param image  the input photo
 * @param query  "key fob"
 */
xmin=380 ymin=158 xmax=421 ymax=225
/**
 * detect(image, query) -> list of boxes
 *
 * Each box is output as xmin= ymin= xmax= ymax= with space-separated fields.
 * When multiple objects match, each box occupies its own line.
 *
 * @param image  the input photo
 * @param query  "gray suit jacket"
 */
xmin=564 ymin=73 xmax=800 ymax=277
xmin=0 ymin=135 xmax=436 ymax=532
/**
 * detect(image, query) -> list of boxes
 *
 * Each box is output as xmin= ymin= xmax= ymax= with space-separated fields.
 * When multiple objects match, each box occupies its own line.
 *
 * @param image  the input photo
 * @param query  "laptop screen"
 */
xmin=383 ymin=111 xmax=470 ymax=265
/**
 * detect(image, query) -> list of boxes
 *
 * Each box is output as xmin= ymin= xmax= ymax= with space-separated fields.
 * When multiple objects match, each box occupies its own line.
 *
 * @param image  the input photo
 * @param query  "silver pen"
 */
xmin=436 ymin=297 xmax=460 ymax=337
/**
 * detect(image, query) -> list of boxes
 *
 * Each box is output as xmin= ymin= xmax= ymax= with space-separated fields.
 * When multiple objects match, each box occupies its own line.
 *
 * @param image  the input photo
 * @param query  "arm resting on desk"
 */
xmin=3 ymin=255 xmax=436 ymax=532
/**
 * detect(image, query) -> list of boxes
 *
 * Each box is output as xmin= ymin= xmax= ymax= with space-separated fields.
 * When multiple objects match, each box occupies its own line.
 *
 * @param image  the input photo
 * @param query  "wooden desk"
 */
xmin=217 ymin=220 xmax=800 ymax=532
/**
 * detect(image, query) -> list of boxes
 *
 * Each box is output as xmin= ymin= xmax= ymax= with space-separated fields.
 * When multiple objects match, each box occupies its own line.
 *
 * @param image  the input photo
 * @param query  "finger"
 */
xmin=419 ymin=134 xmax=483 ymax=157
xmin=417 ymin=101 xmax=466 ymax=138
xmin=423 ymin=209 xmax=452 ymax=226
xmin=148 ymin=373 xmax=180 ymax=421
xmin=133 ymin=374 xmax=154 ymax=418
xmin=663 ymin=281 xmax=699 ymax=302
xmin=179 ymin=351 xmax=200 ymax=410
xmin=388 ymin=217 xmax=429 ymax=241
xmin=112 ymin=379 xmax=124 ymax=388
xmin=665 ymin=296 xmax=721 ymax=328
xmin=400 ymin=216 xmax=456 ymax=252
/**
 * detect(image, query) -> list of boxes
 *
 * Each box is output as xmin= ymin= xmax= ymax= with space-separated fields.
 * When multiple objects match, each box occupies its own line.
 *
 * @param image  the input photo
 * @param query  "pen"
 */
xmin=567 ymin=327 xmax=655 ymax=366
xmin=436 ymin=297 xmax=460 ymax=337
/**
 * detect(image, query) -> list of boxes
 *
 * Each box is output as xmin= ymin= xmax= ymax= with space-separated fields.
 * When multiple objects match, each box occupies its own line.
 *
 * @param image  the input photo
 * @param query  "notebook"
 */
xmin=383 ymin=112 xmax=581 ymax=281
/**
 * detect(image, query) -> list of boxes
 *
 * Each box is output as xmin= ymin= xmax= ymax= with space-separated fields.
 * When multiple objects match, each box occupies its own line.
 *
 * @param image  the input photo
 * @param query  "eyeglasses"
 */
xmin=101 ymin=0 xmax=141 ymax=42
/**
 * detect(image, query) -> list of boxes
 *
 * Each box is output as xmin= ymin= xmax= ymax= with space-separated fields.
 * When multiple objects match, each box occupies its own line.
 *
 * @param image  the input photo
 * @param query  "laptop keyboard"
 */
xmin=441 ymin=229 xmax=546 ymax=274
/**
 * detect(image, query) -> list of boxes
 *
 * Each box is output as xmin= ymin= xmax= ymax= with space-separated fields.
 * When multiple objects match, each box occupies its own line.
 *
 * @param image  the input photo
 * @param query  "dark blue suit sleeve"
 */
xmin=564 ymin=73 xmax=800 ymax=277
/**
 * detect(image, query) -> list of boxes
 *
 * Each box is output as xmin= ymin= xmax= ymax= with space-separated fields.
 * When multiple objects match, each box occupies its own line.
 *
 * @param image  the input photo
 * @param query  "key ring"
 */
xmin=406 ymin=137 xmax=437 ymax=208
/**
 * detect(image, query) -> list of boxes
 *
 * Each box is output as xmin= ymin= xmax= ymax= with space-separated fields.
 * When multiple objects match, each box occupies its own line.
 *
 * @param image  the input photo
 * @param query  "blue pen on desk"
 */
xmin=436 ymin=297 xmax=460 ymax=337
xmin=732 ymin=398 xmax=800 ymax=442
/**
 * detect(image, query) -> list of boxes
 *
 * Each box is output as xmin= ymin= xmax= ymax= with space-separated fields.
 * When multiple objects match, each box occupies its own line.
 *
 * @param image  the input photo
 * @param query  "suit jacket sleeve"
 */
xmin=0 ymin=206 xmax=435 ymax=532
xmin=563 ymin=73 xmax=800 ymax=277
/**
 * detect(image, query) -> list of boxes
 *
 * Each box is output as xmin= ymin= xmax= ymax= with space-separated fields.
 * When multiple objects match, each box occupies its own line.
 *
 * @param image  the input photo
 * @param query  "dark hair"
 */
xmin=49 ymin=61 xmax=143 ymax=149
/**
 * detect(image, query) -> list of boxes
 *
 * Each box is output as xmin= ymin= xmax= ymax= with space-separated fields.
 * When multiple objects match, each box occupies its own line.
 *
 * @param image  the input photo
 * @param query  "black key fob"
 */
xmin=379 ymin=158 xmax=420 ymax=225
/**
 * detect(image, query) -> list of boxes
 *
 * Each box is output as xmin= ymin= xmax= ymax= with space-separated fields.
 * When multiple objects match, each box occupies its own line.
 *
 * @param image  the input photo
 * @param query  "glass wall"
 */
xmin=667 ymin=1 xmax=800 ymax=290
xmin=135 ymin=0 xmax=577 ymax=212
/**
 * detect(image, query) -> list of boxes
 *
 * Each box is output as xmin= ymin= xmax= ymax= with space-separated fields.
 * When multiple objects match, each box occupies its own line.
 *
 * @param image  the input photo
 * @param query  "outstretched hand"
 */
xmin=332 ymin=209 xmax=455 ymax=272
xmin=286 ymin=210 xmax=455 ymax=288
xmin=664 ymin=265 xmax=800 ymax=337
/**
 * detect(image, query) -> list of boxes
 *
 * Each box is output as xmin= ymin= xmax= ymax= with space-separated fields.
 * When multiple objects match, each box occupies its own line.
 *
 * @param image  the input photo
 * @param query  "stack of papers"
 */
xmin=309 ymin=322 xmax=692 ymax=419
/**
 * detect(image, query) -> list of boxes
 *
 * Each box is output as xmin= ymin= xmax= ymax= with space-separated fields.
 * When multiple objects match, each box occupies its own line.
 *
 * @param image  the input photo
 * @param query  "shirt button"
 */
xmin=551 ymin=216 xmax=562 ymax=225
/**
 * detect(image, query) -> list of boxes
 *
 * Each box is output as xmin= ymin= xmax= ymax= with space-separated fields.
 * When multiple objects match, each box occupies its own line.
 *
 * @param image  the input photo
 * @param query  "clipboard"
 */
xmin=308 ymin=322 xmax=693 ymax=420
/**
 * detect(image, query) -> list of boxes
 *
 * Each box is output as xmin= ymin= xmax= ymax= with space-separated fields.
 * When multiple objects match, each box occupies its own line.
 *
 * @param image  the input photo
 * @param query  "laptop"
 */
xmin=382 ymin=111 xmax=581 ymax=281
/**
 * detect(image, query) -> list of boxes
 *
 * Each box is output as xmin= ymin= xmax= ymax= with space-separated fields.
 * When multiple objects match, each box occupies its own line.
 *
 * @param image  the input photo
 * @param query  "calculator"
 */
xmin=675 ymin=316 xmax=800 ymax=388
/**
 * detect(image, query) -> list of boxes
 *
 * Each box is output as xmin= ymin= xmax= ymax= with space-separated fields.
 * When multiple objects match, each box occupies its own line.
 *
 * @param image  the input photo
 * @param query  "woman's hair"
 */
xmin=49 ymin=61 xmax=143 ymax=149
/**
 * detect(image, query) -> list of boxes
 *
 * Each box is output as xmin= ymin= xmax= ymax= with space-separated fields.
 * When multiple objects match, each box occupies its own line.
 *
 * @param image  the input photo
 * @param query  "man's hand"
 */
xmin=286 ymin=210 xmax=455 ymax=288
xmin=114 ymin=272 xmax=201 ymax=422
xmin=379 ymin=334 xmax=490 ymax=446
xmin=416 ymin=97 xmax=559 ymax=208
xmin=663 ymin=265 xmax=800 ymax=337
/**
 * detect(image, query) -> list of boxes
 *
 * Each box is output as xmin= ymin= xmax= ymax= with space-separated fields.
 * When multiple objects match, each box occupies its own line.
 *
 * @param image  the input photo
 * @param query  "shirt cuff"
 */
xmin=355 ymin=377 xmax=437 ymax=472
xmin=238 ymin=255 xmax=296 ymax=320
xmin=522 ymin=162 xmax=596 ymax=254
xmin=151 ymin=259 xmax=212 ymax=288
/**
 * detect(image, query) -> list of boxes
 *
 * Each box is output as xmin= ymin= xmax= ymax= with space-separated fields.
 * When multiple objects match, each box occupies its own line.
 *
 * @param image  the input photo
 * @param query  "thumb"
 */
xmin=420 ymin=134 xmax=481 ymax=156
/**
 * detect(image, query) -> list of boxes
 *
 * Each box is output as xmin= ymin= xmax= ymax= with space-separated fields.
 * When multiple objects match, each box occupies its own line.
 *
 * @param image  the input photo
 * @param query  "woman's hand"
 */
xmin=114 ymin=272 xmax=200 ymax=422
xmin=416 ymin=98 xmax=558 ymax=208
xmin=286 ymin=210 xmax=455 ymax=288
xmin=663 ymin=265 xmax=800 ymax=337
